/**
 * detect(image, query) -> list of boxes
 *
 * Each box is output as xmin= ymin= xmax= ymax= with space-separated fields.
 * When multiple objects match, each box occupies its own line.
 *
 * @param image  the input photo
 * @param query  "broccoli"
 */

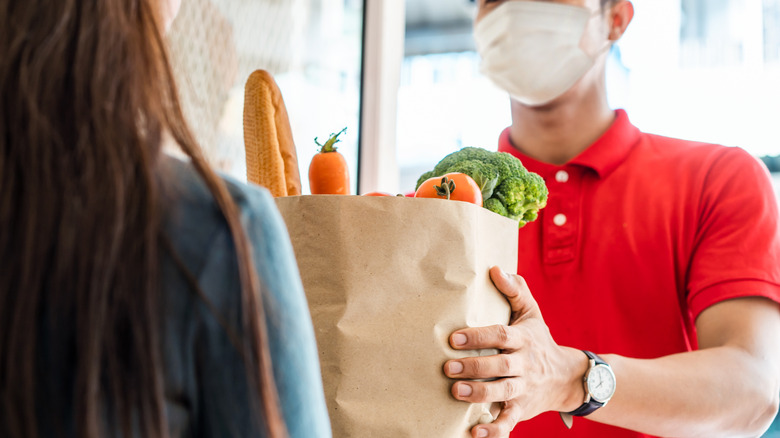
xmin=416 ymin=147 xmax=548 ymax=227
xmin=484 ymin=197 xmax=508 ymax=217
xmin=433 ymin=147 xmax=494 ymax=175
xmin=442 ymin=160 xmax=500 ymax=201
xmin=492 ymin=172 xmax=548 ymax=227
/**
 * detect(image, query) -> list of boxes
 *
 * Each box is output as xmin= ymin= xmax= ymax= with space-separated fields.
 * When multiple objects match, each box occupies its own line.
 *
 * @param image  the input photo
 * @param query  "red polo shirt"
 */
xmin=499 ymin=110 xmax=780 ymax=437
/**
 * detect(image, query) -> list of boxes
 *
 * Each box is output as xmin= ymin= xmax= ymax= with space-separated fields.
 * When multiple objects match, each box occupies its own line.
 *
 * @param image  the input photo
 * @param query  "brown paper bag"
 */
xmin=275 ymin=195 xmax=517 ymax=438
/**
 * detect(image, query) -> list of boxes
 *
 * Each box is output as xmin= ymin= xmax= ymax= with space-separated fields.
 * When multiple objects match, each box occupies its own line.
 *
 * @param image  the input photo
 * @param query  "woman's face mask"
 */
xmin=473 ymin=1 xmax=612 ymax=107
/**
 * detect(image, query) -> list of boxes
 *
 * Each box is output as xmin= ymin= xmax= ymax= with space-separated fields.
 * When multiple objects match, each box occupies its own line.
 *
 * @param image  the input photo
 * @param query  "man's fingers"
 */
xmin=450 ymin=324 xmax=524 ymax=350
xmin=489 ymin=266 xmax=539 ymax=319
xmin=471 ymin=404 xmax=521 ymax=438
xmin=444 ymin=353 xmax=521 ymax=379
xmin=451 ymin=377 xmax=524 ymax=404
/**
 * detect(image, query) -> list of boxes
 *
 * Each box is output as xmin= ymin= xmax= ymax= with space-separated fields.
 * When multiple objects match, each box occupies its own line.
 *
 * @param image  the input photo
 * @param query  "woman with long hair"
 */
xmin=0 ymin=0 xmax=331 ymax=437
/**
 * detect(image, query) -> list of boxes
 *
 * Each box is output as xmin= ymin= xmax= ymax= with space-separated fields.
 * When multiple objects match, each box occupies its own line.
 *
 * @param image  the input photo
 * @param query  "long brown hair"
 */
xmin=0 ymin=1 xmax=286 ymax=437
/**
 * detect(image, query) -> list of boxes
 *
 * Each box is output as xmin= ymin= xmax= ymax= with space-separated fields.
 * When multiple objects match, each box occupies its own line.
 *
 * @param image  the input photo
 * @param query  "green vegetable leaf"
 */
xmin=314 ymin=127 xmax=347 ymax=153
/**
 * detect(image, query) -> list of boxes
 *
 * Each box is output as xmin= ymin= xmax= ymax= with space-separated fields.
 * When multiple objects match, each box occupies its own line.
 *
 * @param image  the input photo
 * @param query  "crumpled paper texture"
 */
xmin=276 ymin=195 xmax=517 ymax=438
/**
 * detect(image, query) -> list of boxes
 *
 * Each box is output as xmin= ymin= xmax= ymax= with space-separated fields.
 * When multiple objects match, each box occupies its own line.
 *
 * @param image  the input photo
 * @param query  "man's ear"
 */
xmin=608 ymin=1 xmax=635 ymax=41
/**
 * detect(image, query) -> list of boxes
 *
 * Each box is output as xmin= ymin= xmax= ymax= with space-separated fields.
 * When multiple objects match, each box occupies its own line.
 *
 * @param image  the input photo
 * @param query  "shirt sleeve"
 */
xmin=239 ymin=186 xmax=333 ymax=438
xmin=686 ymin=147 xmax=780 ymax=318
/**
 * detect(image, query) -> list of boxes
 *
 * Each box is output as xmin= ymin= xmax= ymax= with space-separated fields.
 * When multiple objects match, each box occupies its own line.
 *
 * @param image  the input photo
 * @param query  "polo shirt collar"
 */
xmin=497 ymin=109 xmax=641 ymax=178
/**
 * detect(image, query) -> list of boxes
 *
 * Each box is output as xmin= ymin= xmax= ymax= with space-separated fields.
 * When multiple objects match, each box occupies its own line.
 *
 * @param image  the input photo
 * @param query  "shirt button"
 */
xmin=553 ymin=214 xmax=567 ymax=227
xmin=555 ymin=170 xmax=569 ymax=183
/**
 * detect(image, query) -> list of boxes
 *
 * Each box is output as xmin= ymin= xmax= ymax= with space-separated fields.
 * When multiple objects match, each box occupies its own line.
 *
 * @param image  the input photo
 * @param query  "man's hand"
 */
xmin=445 ymin=267 xmax=780 ymax=437
xmin=444 ymin=267 xmax=587 ymax=438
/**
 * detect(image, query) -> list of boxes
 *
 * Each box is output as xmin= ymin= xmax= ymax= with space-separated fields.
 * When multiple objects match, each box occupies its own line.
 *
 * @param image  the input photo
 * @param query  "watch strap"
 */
xmin=564 ymin=350 xmax=609 ymax=417
xmin=565 ymin=398 xmax=604 ymax=417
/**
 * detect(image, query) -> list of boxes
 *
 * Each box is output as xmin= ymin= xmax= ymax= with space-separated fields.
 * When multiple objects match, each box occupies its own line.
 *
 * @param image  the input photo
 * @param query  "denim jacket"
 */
xmin=158 ymin=157 xmax=331 ymax=438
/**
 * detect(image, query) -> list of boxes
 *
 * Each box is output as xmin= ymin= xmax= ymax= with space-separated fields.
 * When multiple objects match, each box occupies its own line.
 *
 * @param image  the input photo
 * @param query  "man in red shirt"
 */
xmin=443 ymin=1 xmax=780 ymax=437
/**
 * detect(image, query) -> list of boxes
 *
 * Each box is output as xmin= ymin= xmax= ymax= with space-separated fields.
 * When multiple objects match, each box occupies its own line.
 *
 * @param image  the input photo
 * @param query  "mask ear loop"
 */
xmin=594 ymin=40 xmax=615 ymax=60
xmin=580 ymin=8 xmax=616 ymax=61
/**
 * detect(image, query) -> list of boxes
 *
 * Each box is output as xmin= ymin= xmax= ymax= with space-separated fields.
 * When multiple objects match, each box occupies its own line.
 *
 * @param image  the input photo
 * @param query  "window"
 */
xmin=767 ymin=0 xmax=780 ymax=65
xmin=617 ymin=0 xmax=780 ymax=159
xmin=167 ymin=0 xmax=365 ymax=194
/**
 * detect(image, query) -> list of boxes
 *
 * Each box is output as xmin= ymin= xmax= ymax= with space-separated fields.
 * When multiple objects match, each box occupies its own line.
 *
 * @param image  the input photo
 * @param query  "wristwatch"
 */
xmin=565 ymin=350 xmax=616 ymax=416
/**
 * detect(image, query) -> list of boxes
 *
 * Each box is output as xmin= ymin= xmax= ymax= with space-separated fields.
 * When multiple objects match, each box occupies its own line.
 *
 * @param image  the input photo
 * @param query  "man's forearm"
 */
xmin=447 ymin=275 xmax=780 ymax=438
xmin=589 ymin=347 xmax=779 ymax=437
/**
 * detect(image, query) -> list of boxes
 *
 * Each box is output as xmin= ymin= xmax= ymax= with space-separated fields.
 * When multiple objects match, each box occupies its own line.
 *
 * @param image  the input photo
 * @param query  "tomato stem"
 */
xmin=434 ymin=176 xmax=456 ymax=200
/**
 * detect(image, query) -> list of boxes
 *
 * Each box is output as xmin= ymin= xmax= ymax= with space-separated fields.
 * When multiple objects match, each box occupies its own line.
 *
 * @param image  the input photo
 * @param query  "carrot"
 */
xmin=309 ymin=127 xmax=350 ymax=195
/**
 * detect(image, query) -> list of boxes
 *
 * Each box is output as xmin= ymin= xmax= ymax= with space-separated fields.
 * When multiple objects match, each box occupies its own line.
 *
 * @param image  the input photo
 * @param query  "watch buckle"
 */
xmin=559 ymin=412 xmax=574 ymax=429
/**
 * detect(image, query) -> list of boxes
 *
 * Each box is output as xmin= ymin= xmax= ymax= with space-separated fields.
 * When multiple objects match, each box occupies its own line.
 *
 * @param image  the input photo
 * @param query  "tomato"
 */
xmin=363 ymin=191 xmax=394 ymax=197
xmin=414 ymin=173 xmax=483 ymax=207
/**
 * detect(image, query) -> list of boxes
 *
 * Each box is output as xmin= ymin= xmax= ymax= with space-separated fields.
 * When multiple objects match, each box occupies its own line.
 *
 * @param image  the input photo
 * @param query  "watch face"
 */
xmin=587 ymin=364 xmax=616 ymax=403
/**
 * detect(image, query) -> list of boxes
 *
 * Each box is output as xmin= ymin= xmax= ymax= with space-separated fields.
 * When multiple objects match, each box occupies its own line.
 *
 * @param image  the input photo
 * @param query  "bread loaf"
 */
xmin=243 ymin=69 xmax=301 ymax=196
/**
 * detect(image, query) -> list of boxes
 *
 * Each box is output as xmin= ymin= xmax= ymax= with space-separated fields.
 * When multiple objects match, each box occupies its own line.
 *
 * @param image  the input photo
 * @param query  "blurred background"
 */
xmin=398 ymin=0 xmax=780 ymax=192
xmin=168 ymin=0 xmax=364 ymax=194
xmin=165 ymin=0 xmax=780 ymax=434
xmin=167 ymin=0 xmax=780 ymax=195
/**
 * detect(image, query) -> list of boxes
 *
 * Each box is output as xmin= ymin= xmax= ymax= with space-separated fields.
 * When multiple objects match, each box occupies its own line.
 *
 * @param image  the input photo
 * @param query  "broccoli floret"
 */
xmin=494 ymin=173 xmax=548 ymax=224
xmin=443 ymin=160 xmax=499 ymax=200
xmin=415 ymin=147 xmax=548 ymax=227
xmin=487 ymin=152 xmax=526 ymax=184
xmin=432 ymin=147 xmax=495 ymax=176
xmin=484 ymin=197 xmax=508 ymax=217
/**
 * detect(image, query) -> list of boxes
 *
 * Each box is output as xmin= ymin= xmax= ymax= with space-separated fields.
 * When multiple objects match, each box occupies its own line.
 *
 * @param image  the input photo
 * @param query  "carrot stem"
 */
xmin=314 ymin=127 xmax=348 ymax=153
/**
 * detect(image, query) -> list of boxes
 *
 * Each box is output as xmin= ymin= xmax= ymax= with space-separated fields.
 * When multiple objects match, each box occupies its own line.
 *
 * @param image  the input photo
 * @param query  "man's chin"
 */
xmin=510 ymin=97 xmax=563 ymax=112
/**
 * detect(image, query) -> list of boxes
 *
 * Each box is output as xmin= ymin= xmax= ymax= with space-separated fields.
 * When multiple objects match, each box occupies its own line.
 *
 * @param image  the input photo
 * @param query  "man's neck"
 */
xmin=507 ymin=81 xmax=615 ymax=165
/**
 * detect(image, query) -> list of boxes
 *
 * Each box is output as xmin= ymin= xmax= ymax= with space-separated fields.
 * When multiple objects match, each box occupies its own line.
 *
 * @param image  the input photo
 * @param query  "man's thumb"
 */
xmin=489 ymin=266 xmax=538 ymax=318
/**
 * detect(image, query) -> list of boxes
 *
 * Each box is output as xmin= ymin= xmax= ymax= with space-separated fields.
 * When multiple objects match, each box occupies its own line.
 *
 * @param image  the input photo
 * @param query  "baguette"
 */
xmin=243 ymin=69 xmax=301 ymax=197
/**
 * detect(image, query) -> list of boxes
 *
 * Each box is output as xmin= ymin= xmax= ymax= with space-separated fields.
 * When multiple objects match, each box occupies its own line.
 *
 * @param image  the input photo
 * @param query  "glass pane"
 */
xmin=680 ymin=0 xmax=746 ymax=67
xmin=397 ymin=51 xmax=510 ymax=193
xmin=167 ymin=0 xmax=364 ymax=194
xmin=398 ymin=0 xmax=504 ymax=193
xmin=766 ymin=0 xmax=780 ymax=65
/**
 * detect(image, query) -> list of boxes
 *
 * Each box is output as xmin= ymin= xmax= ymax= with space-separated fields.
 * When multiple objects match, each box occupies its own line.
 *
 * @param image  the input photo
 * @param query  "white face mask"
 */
xmin=473 ymin=1 xmax=611 ymax=107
